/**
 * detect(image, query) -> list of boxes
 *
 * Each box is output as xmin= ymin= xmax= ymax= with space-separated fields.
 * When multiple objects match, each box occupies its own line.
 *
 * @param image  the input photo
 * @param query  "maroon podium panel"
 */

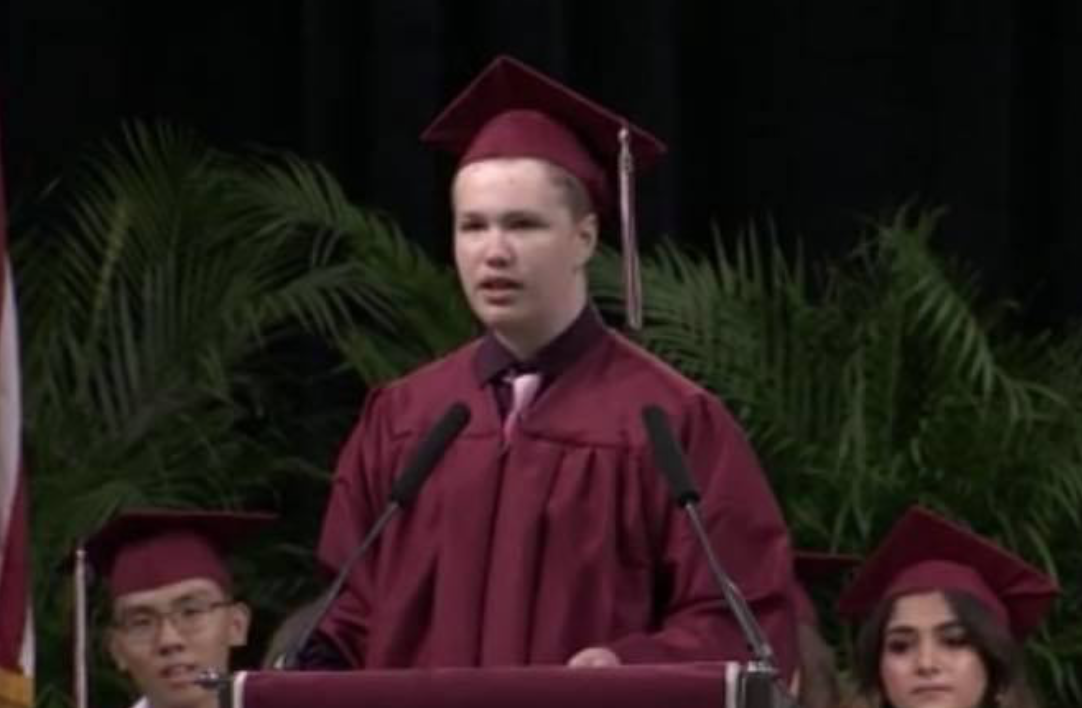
xmin=236 ymin=663 xmax=735 ymax=708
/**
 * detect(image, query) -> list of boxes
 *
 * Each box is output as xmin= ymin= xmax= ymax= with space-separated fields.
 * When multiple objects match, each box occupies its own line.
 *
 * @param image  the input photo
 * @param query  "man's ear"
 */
xmin=106 ymin=630 xmax=129 ymax=673
xmin=575 ymin=214 xmax=599 ymax=269
xmin=228 ymin=602 xmax=252 ymax=648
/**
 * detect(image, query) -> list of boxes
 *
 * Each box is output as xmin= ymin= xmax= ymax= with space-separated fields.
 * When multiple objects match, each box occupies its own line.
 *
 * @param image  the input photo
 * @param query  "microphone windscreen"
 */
xmin=641 ymin=405 xmax=701 ymax=506
xmin=390 ymin=402 xmax=471 ymax=505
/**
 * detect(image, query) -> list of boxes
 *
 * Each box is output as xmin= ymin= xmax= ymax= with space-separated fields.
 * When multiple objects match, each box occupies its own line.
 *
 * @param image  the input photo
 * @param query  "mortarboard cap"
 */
xmin=837 ymin=506 xmax=1059 ymax=638
xmin=82 ymin=508 xmax=274 ymax=598
xmin=421 ymin=55 xmax=668 ymax=330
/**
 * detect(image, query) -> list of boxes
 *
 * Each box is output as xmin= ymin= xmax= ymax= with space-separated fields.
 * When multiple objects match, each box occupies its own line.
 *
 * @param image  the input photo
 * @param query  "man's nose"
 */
xmin=155 ymin=615 xmax=187 ymax=653
xmin=482 ymin=229 xmax=513 ymax=262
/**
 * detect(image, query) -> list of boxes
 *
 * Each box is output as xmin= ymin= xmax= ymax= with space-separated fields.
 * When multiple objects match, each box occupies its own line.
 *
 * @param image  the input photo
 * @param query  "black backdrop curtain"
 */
xmin=4 ymin=0 xmax=1082 ymax=328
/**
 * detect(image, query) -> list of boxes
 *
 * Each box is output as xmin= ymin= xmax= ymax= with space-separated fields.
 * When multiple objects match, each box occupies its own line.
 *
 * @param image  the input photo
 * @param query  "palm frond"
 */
xmin=11 ymin=120 xmax=454 ymax=706
xmin=595 ymin=206 xmax=1082 ymax=705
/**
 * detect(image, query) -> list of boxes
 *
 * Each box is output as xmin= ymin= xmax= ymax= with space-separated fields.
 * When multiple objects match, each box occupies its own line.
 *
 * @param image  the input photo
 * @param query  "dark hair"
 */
xmin=260 ymin=599 xmax=323 ymax=669
xmin=796 ymin=622 xmax=842 ymax=708
xmin=854 ymin=590 xmax=1038 ymax=708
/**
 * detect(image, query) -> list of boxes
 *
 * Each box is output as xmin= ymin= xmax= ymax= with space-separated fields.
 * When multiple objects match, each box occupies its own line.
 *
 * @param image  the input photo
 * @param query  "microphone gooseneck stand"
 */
xmin=641 ymin=405 xmax=801 ymax=708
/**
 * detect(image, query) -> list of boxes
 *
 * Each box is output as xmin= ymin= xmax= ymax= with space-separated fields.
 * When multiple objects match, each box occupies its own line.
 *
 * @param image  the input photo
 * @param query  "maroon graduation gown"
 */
xmin=315 ymin=328 xmax=798 ymax=675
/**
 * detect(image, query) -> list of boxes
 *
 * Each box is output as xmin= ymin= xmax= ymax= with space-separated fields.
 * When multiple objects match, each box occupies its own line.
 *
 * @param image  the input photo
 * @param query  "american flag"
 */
xmin=0 ymin=125 xmax=33 ymax=708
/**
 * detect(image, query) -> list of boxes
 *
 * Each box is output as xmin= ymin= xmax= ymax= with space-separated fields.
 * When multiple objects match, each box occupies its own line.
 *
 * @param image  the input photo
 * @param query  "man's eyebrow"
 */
xmin=171 ymin=590 xmax=230 ymax=606
xmin=116 ymin=591 xmax=219 ymax=614
xmin=115 ymin=604 xmax=155 ymax=616
xmin=499 ymin=210 xmax=545 ymax=221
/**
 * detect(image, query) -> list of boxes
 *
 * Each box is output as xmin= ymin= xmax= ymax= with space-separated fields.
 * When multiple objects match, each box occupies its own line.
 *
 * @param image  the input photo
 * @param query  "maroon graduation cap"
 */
xmin=421 ymin=55 xmax=667 ymax=330
xmin=83 ymin=508 xmax=274 ymax=598
xmin=837 ymin=506 xmax=1059 ymax=638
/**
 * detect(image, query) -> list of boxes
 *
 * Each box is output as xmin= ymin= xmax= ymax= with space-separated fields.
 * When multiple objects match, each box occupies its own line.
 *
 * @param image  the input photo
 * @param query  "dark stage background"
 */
xmin=4 ymin=1 xmax=1082 ymax=328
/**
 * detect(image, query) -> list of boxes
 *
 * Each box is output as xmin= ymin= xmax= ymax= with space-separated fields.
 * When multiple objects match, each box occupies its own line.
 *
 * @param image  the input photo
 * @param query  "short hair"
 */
xmin=854 ymin=590 xmax=1039 ymax=708
xmin=538 ymin=160 xmax=594 ymax=220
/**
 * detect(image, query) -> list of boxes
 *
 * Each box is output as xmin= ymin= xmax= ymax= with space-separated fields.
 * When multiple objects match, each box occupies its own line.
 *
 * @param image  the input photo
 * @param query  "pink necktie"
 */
xmin=503 ymin=372 xmax=542 ymax=439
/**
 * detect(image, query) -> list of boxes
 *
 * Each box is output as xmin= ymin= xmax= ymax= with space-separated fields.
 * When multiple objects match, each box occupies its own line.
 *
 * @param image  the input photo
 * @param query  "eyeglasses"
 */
xmin=113 ymin=598 xmax=235 ymax=644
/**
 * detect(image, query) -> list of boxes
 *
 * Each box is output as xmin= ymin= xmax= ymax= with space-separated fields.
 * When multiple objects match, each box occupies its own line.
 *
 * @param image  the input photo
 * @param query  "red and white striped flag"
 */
xmin=0 ymin=126 xmax=34 ymax=708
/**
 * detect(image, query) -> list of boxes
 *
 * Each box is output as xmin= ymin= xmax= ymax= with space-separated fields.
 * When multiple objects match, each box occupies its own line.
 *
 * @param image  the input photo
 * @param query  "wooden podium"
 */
xmin=228 ymin=662 xmax=740 ymax=708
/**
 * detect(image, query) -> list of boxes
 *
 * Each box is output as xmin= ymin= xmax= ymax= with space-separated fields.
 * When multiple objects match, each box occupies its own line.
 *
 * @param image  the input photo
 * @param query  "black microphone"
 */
xmin=388 ymin=402 xmax=471 ymax=505
xmin=279 ymin=401 xmax=471 ymax=669
xmin=641 ymin=405 xmax=799 ymax=708
xmin=641 ymin=406 xmax=701 ymax=506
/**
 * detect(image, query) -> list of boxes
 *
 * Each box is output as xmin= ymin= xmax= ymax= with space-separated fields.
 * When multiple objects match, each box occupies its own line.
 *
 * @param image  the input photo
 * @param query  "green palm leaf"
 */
xmin=594 ymin=207 xmax=1082 ymax=706
xmin=11 ymin=120 xmax=467 ymax=707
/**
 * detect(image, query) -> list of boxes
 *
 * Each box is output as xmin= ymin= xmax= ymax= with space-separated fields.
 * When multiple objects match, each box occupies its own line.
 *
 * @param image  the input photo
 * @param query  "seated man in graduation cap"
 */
xmin=84 ymin=509 xmax=272 ymax=708
xmin=303 ymin=55 xmax=800 ymax=675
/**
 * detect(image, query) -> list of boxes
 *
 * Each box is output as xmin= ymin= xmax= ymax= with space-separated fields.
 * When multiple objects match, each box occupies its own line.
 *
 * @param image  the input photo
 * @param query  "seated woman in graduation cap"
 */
xmin=837 ymin=506 xmax=1059 ymax=708
xmin=83 ymin=509 xmax=272 ymax=708
xmin=303 ymin=55 xmax=801 ymax=675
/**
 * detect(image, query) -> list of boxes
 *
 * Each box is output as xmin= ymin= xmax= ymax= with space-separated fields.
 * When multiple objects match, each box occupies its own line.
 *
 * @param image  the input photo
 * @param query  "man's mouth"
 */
xmin=159 ymin=663 xmax=199 ymax=684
